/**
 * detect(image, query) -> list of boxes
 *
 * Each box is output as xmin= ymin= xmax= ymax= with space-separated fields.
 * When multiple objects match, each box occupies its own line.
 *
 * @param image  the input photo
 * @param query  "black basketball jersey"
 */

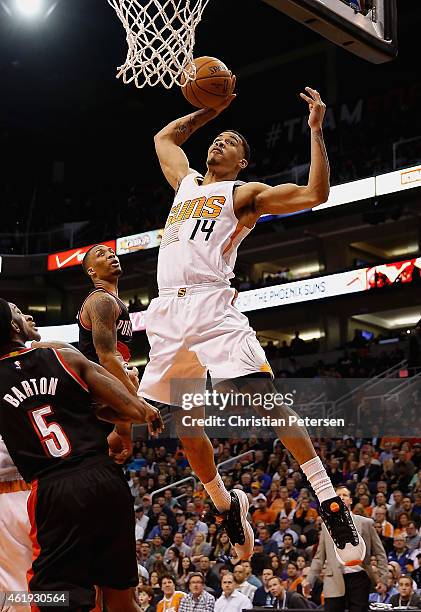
xmin=77 ymin=289 xmax=133 ymax=364
xmin=0 ymin=347 xmax=108 ymax=481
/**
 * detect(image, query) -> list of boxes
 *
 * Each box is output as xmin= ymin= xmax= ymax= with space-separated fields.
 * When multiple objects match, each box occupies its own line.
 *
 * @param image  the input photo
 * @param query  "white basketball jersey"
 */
xmin=0 ymin=435 xmax=21 ymax=482
xmin=157 ymin=173 xmax=251 ymax=289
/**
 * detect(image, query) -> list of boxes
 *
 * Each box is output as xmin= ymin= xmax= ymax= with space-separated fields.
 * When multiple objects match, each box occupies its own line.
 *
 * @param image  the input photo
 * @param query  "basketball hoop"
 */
xmin=107 ymin=0 xmax=210 ymax=88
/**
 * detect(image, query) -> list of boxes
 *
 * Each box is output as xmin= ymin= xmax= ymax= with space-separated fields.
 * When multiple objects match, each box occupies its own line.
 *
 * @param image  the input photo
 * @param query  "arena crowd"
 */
xmin=127 ymin=434 xmax=421 ymax=610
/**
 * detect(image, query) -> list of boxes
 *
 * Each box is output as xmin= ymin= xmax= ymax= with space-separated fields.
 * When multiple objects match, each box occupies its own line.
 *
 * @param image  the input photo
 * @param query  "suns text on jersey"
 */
xmin=165 ymin=196 xmax=226 ymax=228
xmin=3 ymin=377 xmax=58 ymax=407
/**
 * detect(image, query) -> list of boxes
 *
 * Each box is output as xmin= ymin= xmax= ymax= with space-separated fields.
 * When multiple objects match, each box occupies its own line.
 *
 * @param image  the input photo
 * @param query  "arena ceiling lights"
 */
xmin=1 ymin=0 xmax=58 ymax=20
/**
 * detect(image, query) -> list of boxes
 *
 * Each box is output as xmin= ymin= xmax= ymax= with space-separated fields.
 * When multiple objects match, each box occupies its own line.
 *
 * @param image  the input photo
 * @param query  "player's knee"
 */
xmin=179 ymin=435 xmax=206 ymax=454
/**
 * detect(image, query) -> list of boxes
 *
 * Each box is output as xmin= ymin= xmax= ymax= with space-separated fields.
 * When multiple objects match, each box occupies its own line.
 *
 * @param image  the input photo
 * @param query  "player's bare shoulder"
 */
xmin=83 ymin=291 xmax=119 ymax=328
xmin=233 ymin=181 xmax=270 ymax=227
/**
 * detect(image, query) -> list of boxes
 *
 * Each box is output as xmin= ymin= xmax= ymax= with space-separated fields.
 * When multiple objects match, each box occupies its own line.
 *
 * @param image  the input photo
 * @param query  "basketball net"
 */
xmin=107 ymin=0 xmax=210 ymax=88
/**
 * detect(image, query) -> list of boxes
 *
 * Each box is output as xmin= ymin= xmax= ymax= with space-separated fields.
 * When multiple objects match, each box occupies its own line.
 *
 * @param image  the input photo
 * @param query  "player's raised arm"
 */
xmin=56 ymin=348 xmax=164 ymax=435
xmin=154 ymin=86 xmax=236 ymax=190
xmin=240 ymin=87 xmax=329 ymax=220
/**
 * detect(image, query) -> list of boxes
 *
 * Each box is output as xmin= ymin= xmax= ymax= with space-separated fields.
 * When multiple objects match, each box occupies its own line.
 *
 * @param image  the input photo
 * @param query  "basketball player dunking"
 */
xmin=0 ymin=299 xmax=163 ymax=612
xmin=139 ymin=87 xmax=366 ymax=566
xmin=78 ymin=244 xmax=137 ymax=462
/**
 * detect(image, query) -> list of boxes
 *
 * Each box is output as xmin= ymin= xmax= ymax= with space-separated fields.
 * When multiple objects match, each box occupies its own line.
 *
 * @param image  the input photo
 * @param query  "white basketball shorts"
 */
xmin=0 ymin=489 xmax=32 ymax=612
xmin=139 ymin=284 xmax=272 ymax=406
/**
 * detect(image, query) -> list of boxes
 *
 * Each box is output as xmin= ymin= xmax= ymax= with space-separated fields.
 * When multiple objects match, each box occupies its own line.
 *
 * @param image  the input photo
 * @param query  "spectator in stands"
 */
xmin=373 ymin=492 xmax=391 ymax=514
xmin=139 ymin=541 xmax=153 ymax=569
xmin=368 ymin=570 xmax=399 ymax=605
xmin=326 ymin=457 xmax=344 ymax=488
xmin=357 ymin=453 xmax=382 ymax=484
xmin=250 ymin=540 xmax=271 ymax=577
xmin=198 ymin=557 xmax=221 ymax=596
xmin=161 ymin=525 xmax=174 ymax=549
xmin=137 ymin=585 xmax=156 ymax=612
xmin=285 ymin=477 xmax=300 ymax=500
xmin=150 ymin=535 xmax=166 ymax=559
xmin=150 ymin=571 xmax=163 ymax=602
xmin=157 ymin=575 xmax=186 ymax=612
xmin=285 ymin=562 xmax=301 ymax=591
xmin=373 ymin=506 xmax=394 ymax=538
xmin=179 ymin=573 xmax=215 ymax=612
xmin=412 ymin=553 xmax=421 ymax=589
xmin=165 ymin=548 xmax=182 ymax=576
xmin=178 ymin=558 xmax=196 ymax=592
xmin=232 ymin=565 xmax=257 ymax=601
xmin=272 ymin=516 xmax=299 ymax=548
xmin=242 ymin=561 xmax=262 ymax=589
xmin=290 ymin=331 xmax=307 ymax=356
xmin=406 ymin=521 xmax=420 ymax=552
xmin=214 ymin=573 xmax=252 ymax=612
xmin=292 ymin=498 xmax=318 ymax=529
xmin=373 ymin=521 xmax=394 ymax=554
xmin=183 ymin=518 xmax=197 ymax=547
xmin=135 ymin=507 xmax=150 ymax=540
xmin=412 ymin=493 xmax=421 ymax=524
xmin=388 ymin=535 xmax=412 ymax=572
xmin=191 ymin=533 xmax=212 ymax=564
xmin=358 ymin=493 xmax=374 ymax=518
xmin=258 ymin=527 xmax=279 ymax=555
xmin=389 ymin=491 xmax=405 ymax=523
xmin=192 ymin=514 xmax=208 ymax=536
xmin=411 ymin=444 xmax=421 ymax=470
xmin=251 ymin=496 xmax=277 ymax=526
xmin=278 ymin=534 xmax=299 ymax=568
xmin=270 ymin=555 xmax=283 ymax=578
xmin=164 ymin=532 xmax=191 ymax=561
xmin=205 ymin=523 xmax=218 ymax=551
xmin=267 ymin=576 xmax=312 ymax=609
xmin=253 ymin=568 xmax=274 ymax=606
xmin=270 ymin=486 xmax=297 ymax=517
xmin=395 ymin=512 xmax=410 ymax=537
xmin=401 ymin=496 xmax=414 ymax=516
xmin=212 ymin=532 xmax=231 ymax=563
xmin=390 ymin=575 xmax=421 ymax=608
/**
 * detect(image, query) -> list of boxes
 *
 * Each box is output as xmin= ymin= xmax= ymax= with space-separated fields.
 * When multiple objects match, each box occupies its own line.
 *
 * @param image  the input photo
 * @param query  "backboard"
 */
xmin=262 ymin=0 xmax=397 ymax=63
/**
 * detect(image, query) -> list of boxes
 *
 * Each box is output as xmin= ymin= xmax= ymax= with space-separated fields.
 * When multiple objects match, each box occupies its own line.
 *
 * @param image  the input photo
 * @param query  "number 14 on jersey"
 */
xmin=190 ymin=220 xmax=216 ymax=241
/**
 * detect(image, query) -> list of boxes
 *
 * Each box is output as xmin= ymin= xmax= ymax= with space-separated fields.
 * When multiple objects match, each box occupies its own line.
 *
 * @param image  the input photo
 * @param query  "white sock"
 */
xmin=301 ymin=456 xmax=336 ymax=503
xmin=204 ymin=472 xmax=231 ymax=512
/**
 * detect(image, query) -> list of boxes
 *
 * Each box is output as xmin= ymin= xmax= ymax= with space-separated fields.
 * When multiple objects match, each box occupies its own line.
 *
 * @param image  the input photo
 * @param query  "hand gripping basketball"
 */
xmin=181 ymin=56 xmax=236 ymax=109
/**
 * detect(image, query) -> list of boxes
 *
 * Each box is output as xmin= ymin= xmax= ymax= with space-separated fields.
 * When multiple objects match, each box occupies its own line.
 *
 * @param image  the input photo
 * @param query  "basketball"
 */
xmin=180 ymin=56 xmax=234 ymax=109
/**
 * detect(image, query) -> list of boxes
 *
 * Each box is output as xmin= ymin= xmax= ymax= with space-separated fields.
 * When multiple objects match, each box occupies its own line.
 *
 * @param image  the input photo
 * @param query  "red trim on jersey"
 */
xmin=26 ymin=479 xmax=41 ymax=612
xmin=117 ymin=341 xmax=131 ymax=363
xmin=0 ymin=347 xmax=36 ymax=360
xmin=52 ymin=350 xmax=89 ymax=392
xmin=222 ymin=222 xmax=245 ymax=256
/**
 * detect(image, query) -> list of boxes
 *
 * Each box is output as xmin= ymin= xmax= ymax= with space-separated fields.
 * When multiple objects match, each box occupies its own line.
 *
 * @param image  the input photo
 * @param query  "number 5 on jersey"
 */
xmin=29 ymin=406 xmax=71 ymax=458
xmin=190 ymin=219 xmax=216 ymax=241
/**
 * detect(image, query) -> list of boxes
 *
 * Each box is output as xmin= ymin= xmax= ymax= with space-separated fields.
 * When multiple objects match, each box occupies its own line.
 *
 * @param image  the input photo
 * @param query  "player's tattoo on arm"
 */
xmin=311 ymin=129 xmax=330 ymax=177
xmin=173 ymin=108 xmax=217 ymax=145
xmin=89 ymin=295 xmax=117 ymax=356
xmin=175 ymin=116 xmax=197 ymax=145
